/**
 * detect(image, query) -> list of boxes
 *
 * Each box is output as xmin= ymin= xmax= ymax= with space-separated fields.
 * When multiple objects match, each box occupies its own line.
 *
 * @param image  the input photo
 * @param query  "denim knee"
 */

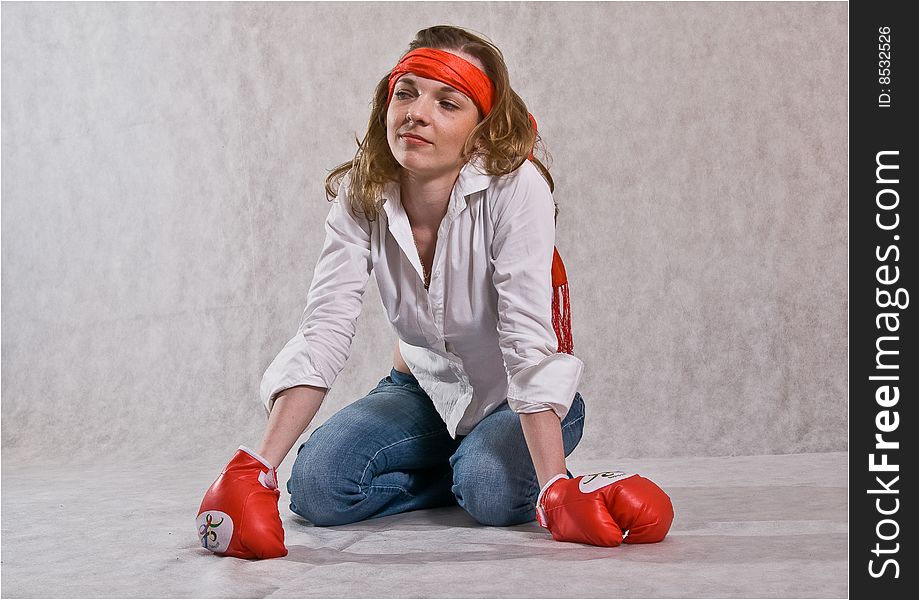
xmin=451 ymin=443 xmax=537 ymax=527
xmin=287 ymin=440 xmax=364 ymax=527
xmin=452 ymin=475 xmax=535 ymax=527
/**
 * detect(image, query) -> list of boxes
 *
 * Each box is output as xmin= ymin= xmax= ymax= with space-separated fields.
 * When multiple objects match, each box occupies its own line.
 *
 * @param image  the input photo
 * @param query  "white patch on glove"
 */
xmin=577 ymin=471 xmax=637 ymax=494
xmin=258 ymin=468 xmax=278 ymax=490
xmin=196 ymin=510 xmax=234 ymax=553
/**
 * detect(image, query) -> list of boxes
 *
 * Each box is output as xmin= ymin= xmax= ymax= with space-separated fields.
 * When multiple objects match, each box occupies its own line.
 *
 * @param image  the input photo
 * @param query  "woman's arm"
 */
xmin=256 ymin=384 xmax=328 ymax=468
xmin=487 ymin=162 xmax=584 ymax=484
xmin=519 ymin=410 xmax=568 ymax=489
xmin=259 ymin=172 xmax=373 ymax=416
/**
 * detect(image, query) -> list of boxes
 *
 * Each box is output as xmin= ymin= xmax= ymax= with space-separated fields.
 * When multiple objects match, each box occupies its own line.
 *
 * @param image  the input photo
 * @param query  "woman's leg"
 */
xmin=449 ymin=392 xmax=586 ymax=527
xmin=287 ymin=369 xmax=460 ymax=526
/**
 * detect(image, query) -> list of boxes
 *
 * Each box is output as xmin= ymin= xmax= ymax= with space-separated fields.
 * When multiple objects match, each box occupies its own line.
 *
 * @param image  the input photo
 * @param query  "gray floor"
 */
xmin=1 ymin=452 xmax=847 ymax=598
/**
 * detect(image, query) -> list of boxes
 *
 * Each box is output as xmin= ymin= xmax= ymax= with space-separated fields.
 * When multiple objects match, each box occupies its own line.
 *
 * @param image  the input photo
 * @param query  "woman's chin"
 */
xmin=395 ymin=154 xmax=466 ymax=176
xmin=395 ymin=157 xmax=437 ymax=176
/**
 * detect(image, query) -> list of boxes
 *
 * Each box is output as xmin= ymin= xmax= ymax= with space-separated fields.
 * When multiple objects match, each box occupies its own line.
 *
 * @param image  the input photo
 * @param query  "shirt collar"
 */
xmin=455 ymin=154 xmax=493 ymax=199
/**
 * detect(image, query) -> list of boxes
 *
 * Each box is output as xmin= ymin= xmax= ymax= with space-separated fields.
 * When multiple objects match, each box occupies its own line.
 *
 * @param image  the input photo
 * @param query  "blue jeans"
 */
xmin=287 ymin=368 xmax=586 ymax=527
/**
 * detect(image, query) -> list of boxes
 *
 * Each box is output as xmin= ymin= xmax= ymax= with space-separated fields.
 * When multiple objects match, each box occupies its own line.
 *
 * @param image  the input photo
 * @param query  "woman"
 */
xmin=197 ymin=25 xmax=673 ymax=559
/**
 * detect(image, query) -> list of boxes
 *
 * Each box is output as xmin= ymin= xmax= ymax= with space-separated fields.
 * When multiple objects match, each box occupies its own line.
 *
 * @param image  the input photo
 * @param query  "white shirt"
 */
xmin=259 ymin=157 xmax=585 ymax=438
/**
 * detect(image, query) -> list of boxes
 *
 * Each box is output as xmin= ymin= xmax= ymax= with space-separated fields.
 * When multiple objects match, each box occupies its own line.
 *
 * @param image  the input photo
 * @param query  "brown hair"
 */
xmin=323 ymin=25 xmax=556 ymax=222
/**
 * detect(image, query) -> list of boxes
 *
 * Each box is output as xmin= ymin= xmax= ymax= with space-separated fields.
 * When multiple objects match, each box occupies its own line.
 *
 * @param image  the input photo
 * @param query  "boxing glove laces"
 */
xmin=535 ymin=470 xmax=674 ymax=547
xmin=196 ymin=445 xmax=288 ymax=559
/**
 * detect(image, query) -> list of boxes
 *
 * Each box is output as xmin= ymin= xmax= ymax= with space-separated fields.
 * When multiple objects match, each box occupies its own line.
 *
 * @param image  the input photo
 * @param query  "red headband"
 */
xmin=387 ymin=48 xmax=539 ymax=161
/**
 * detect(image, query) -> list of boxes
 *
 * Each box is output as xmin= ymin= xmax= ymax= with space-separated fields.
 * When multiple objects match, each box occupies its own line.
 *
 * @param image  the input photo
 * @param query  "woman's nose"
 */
xmin=406 ymin=97 xmax=433 ymax=124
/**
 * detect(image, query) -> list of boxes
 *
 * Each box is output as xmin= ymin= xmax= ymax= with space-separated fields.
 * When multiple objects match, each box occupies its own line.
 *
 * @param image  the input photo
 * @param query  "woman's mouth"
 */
xmin=401 ymin=134 xmax=432 ymax=145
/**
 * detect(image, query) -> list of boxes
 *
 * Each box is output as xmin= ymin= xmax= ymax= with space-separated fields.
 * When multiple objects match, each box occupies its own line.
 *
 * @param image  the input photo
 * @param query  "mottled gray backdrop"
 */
xmin=1 ymin=2 xmax=847 ymax=467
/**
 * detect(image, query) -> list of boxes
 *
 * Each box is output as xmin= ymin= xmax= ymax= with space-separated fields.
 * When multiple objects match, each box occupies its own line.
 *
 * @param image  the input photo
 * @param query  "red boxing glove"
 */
xmin=535 ymin=470 xmax=674 ymax=547
xmin=196 ymin=445 xmax=288 ymax=559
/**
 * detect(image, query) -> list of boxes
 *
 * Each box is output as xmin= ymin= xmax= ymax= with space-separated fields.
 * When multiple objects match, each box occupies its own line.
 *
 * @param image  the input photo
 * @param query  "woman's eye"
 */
xmin=393 ymin=89 xmax=458 ymax=110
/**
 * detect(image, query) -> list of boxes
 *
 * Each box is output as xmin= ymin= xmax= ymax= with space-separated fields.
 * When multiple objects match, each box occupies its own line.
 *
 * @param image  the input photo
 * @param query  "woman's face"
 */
xmin=386 ymin=50 xmax=484 ymax=181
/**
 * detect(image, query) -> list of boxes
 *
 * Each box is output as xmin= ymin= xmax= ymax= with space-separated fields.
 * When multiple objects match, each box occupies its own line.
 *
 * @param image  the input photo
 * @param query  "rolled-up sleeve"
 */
xmin=490 ymin=163 xmax=584 ymax=421
xmin=259 ymin=179 xmax=372 ymax=415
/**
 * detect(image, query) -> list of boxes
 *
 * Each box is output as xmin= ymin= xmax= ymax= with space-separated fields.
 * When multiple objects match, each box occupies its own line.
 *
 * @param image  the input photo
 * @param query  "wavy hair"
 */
xmin=323 ymin=25 xmax=556 ymax=222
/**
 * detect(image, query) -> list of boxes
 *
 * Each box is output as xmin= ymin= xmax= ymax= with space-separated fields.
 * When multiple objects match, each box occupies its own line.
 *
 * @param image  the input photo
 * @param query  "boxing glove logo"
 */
xmin=196 ymin=510 xmax=234 ymax=553
xmin=578 ymin=471 xmax=637 ymax=494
